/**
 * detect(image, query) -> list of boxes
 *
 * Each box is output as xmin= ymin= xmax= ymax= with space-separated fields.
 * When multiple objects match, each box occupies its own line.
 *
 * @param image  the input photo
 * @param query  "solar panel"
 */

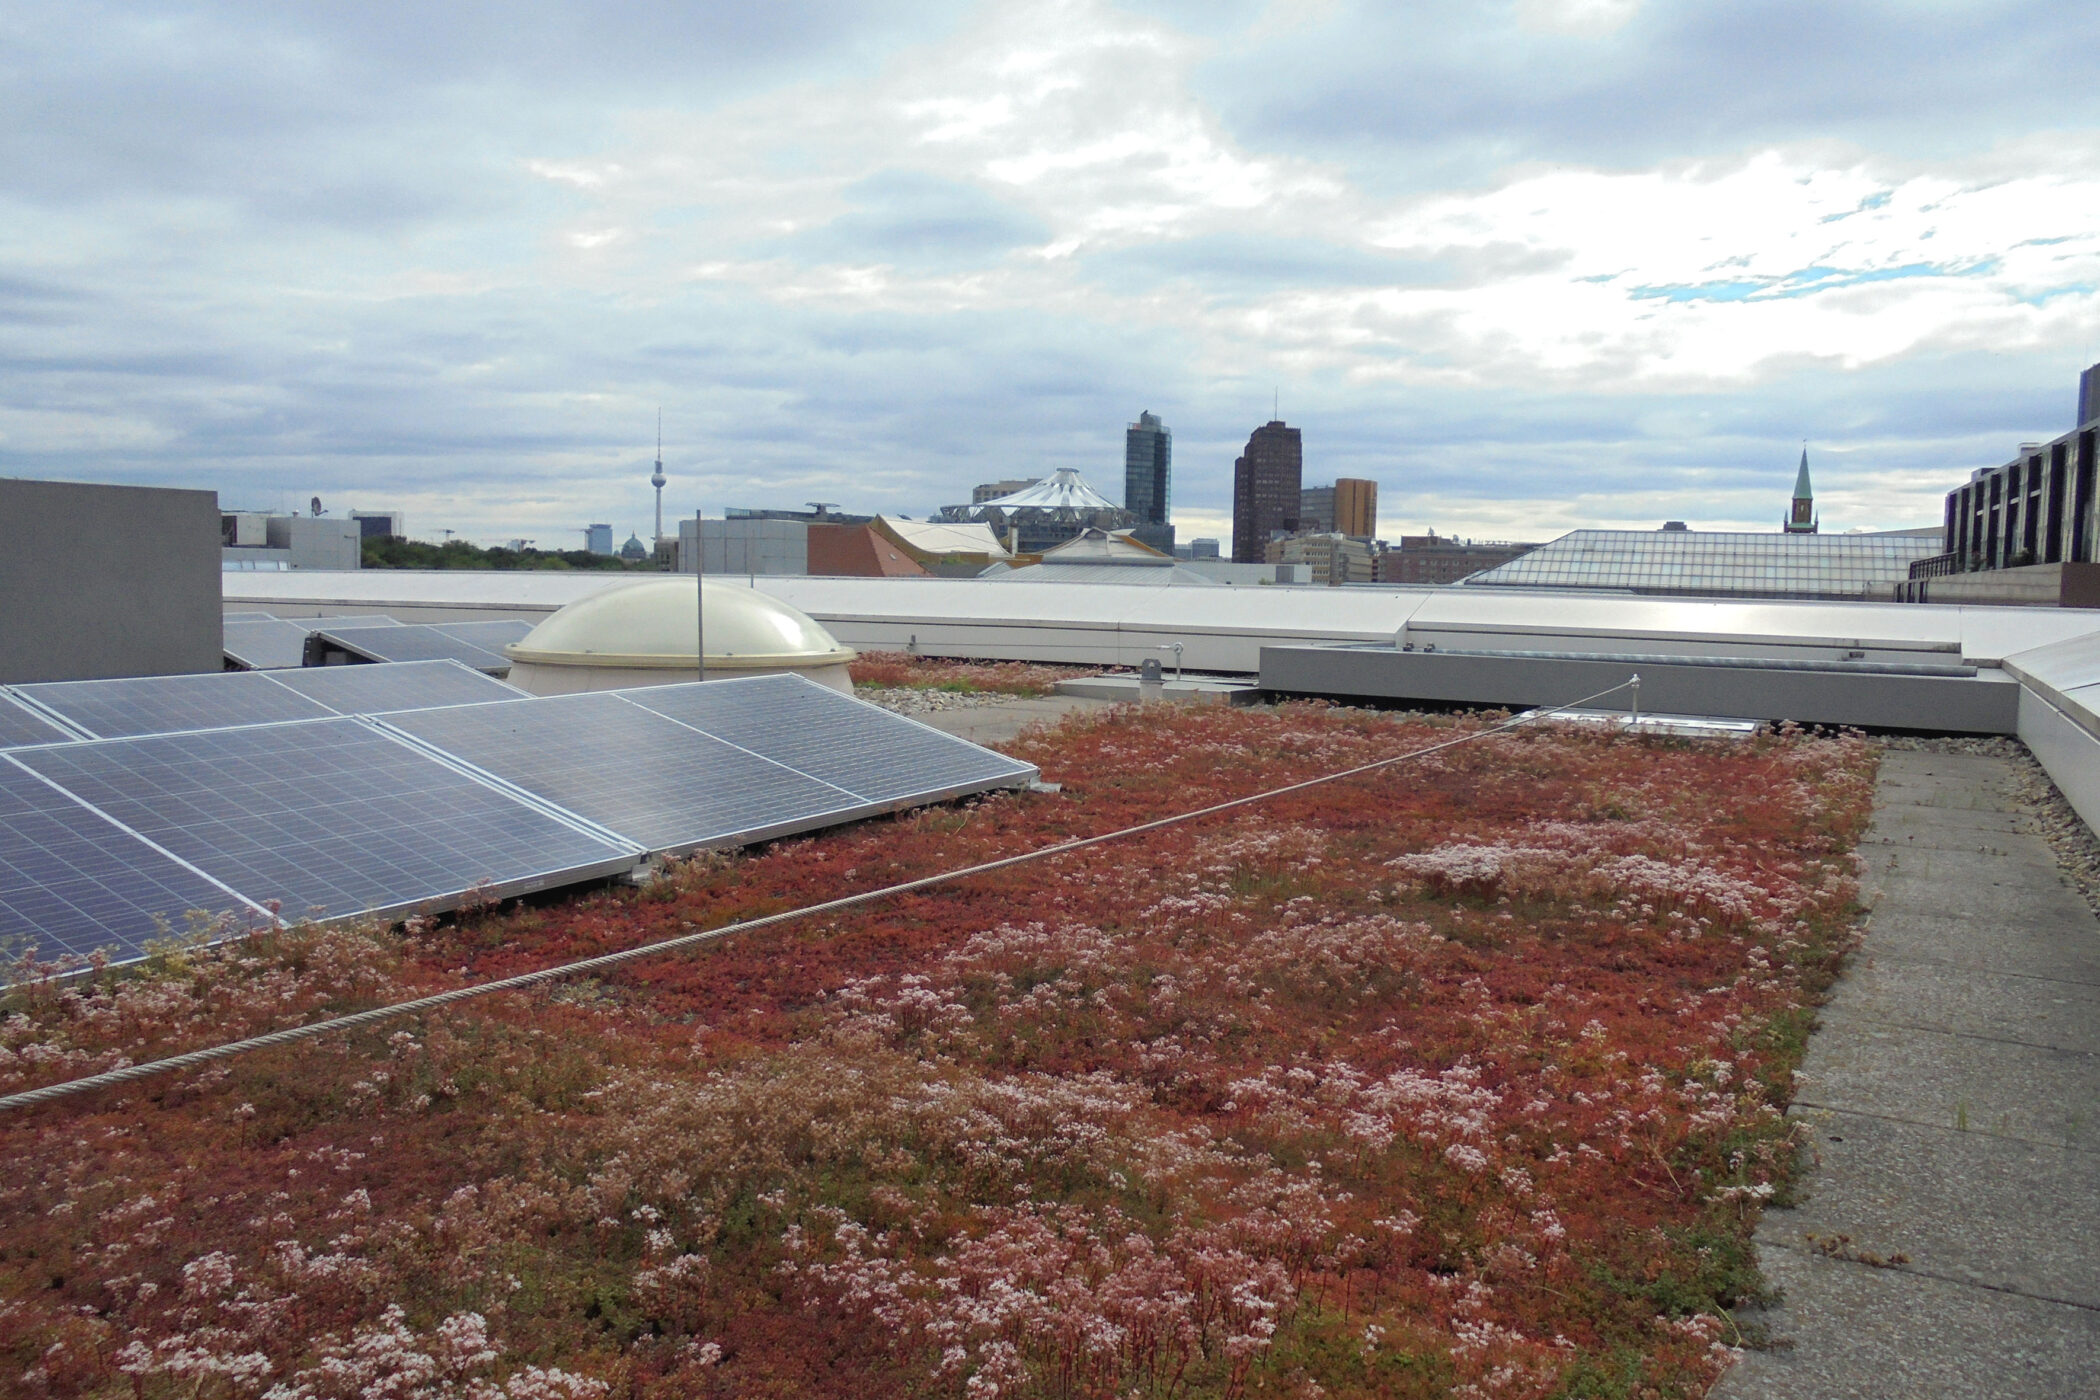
xmin=618 ymin=674 xmax=1040 ymax=806
xmin=301 ymin=615 xmax=403 ymax=628
xmin=314 ymin=625 xmax=512 ymax=673
xmin=0 ymin=759 xmax=266 ymax=967
xmin=0 ymin=694 xmax=76 ymax=749
xmin=11 ymin=719 xmax=639 ymax=925
xmin=223 ymin=611 xmax=278 ymax=621
xmin=378 ymin=692 xmax=864 ymax=854
xmin=13 ymin=670 xmax=338 ymax=740
xmin=266 ymin=660 xmax=526 ymax=714
xmin=224 ymin=618 xmax=315 ymax=670
xmin=429 ymin=619 xmax=536 ymax=650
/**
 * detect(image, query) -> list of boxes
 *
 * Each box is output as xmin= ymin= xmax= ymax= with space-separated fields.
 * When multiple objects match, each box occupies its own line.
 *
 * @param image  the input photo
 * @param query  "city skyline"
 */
xmin=6 ymin=2 xmax=2099 ymax=547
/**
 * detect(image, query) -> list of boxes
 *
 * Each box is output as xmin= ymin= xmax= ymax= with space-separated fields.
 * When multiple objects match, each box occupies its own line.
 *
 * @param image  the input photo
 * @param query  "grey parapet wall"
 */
xmin=1259 ymin=643 xmax=2022 ymax=735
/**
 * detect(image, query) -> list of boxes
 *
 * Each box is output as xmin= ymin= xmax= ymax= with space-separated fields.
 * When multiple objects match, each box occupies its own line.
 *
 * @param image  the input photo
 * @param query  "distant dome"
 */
xmin=505 ymin=577 xmax=857 ymax=695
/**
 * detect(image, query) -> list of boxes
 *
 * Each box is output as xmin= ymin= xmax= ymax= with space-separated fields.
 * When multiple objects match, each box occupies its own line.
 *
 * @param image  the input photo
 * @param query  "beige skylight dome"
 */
xmin=504 ymin=577 xmax=857 ymax=695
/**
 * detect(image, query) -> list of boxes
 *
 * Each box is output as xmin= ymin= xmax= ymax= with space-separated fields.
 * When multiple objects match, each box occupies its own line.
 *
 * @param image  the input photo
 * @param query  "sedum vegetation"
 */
xmin=0 ymin=703 xmax=1876 ymax=1399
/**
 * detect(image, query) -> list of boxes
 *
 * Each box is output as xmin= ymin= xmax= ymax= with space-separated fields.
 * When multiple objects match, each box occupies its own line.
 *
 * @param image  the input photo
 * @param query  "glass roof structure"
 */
xmin=1463 ymin=530 xmax=1942 ymax=601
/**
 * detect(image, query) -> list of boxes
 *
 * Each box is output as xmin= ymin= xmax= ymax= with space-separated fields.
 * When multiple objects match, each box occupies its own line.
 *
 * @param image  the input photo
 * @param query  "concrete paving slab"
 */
xmin=1797 ymin=1012 xmax=2099 ymax=1149
xmin=1713 ymin=1245 xmax=2100 ymax=1400
xmin=1862 ymin=935 xmax=2100 ymax=990
xmin=1864 ymin=810 xmax=2041 ymax=843
xmin=1866 ymin=876 xmax=2098 ymax=931
xmin=1771 ymin=1107 xmax=2100 ymax=1305
xmin=1860 ymin=841 xmax=2063 ymax=882
xmin=911 ymin=695 xmax=1112 ymax=746
xmin=1828 ymin=954 xmax=2100 ymax=1053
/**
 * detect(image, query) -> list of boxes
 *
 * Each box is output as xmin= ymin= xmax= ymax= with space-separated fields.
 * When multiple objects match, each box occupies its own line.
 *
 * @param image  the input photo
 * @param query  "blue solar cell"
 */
xmin=315 ymin=626 xmax=511 ymax=672
xmin=379 ymin=691 xmax=863 ymax=853
xmin=11 ymin=719 xmax=638 ymax=924
xmin=13 ymin=670 xmax=337 ymax=740
xmin=618 ymin=674 xmax=1038 ymax=806
xmin=223 ymin=618 xmax=315 ymax=670
xmin=0 ymin=759 xmax=264 ymax=967
xmin=0 ymin=695 xmax=74 ymax=749
xmin=266 ymin=660 xmax=525 ymax=714
xmin=429 ymin=619 xmax=536 ymax=650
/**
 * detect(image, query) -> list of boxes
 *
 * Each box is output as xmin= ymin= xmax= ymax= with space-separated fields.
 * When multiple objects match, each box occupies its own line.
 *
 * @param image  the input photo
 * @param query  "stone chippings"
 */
xmin=855 ymin=685 xmax=1015 ymax=716
xmin=1882 ymin=732 xmax=2100 ymax=916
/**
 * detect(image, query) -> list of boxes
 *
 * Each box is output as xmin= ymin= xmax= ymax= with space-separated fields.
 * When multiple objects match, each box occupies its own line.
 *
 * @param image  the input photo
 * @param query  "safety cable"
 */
xmin=0 ymin=677 xmax=1638 ymax=1113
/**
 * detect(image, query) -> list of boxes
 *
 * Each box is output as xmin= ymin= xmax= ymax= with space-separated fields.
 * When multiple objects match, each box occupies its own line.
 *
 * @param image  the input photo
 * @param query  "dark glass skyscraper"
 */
xmin=1124 ymin=411 xmax=1173 ymax=552
xmin=1232 ymin=420 xmax=1302 ymax=562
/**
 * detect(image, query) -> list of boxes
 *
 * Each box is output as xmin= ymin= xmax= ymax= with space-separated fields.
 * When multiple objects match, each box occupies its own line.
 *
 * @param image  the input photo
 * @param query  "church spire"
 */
xmin=1784 ymin=445 xmax=1818 ymax=534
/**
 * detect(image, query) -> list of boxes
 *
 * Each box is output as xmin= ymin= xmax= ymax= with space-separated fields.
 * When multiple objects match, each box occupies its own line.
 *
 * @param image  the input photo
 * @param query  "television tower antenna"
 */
xmin=649 ymin=409 xmax=667 ymax=543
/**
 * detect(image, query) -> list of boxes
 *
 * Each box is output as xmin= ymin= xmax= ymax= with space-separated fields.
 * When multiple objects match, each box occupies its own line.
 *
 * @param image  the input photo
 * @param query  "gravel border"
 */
xmin=854 ymin=686 xmax=1027 ymax=717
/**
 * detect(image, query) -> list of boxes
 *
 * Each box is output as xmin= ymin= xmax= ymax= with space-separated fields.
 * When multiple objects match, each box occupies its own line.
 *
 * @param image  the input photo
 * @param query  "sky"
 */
xmin=6 ymin=1 xmax=2100 ymax=548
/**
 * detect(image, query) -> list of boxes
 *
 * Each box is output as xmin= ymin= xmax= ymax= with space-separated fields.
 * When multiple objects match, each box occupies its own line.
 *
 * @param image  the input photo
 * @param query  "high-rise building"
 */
xmin=1232 ymin=421 xmax=1302 ymax=562
xmin=1334 ymin=478 xmax=1377 ymax=539
xmin=1124 ymin=411 xmax=1173 ymax=552
xmin=2081 ymin=361 xmax=2100 ymax=426
xmin=585 ymin=523 xmax=614 ymax=556
xmin=1784 ymin=449 xmax=1818 ymax=535
xmin=1299 ymin=486 xmax=1334 ymax=534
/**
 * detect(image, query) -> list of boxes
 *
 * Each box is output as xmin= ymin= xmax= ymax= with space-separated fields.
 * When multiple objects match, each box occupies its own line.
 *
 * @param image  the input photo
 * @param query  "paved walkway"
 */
xmin=1713 ymin=749 xmax=2100 ymax=1398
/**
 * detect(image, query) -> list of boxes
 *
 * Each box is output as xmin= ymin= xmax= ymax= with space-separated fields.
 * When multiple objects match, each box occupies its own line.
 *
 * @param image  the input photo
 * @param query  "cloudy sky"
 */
xmin=7 ymin=0 xmax=2100 ymax=547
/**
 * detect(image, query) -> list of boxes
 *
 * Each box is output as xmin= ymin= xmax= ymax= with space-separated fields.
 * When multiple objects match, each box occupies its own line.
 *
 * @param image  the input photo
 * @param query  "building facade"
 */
xmin=1232 ymin=420 xmax=1302 ymax=562
xmin=1124 ymin=411 xmax=1172 ymax=553
xmin=585 ymin=523 xmax=614 ymax=556
xmin=1266 ymin=532 xmax=1372 ymax=585
xmin=1919 ymin=363 xmax=2100 ymax=587
xmin=1376 ymin=537 xmax=1539 ymax=586
xmin=1334 ymin=478 xmax=1377 ymax=539
xmin=1299 ymin=486 xmax=1334 ymax=534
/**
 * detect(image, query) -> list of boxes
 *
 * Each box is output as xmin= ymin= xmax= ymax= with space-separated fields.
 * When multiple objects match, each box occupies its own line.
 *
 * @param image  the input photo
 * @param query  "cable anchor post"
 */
xmin=1628 ymin=673 xmax=1641 ymax=729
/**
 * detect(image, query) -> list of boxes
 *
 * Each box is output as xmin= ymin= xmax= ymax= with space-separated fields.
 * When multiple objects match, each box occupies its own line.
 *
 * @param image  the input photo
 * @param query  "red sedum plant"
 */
xmin=0 ymin=704 xmax=1875 ymax=1399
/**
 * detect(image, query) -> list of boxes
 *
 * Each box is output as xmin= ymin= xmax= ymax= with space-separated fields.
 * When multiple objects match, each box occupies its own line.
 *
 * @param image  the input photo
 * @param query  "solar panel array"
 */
xmin=13 ymin=670 xmax=337 ymax=740
xmin=4 ymin=662 xmax=520 ymax=744
xmin=1 ymin=672 xmax=1037 ymax=972
xmin=315 ymin=625 xmax=512 ymax=673
xmin=269 ymin=660 xmax=525 ymax=714
xmin=0 ymin=763 xmax=265 ymax=964
xmin=0 ymin=695 xmax=76 ymax=749
xmin=382 ymin=691 xmax=863 ymax=853
xmin=223 ymin=617 xmax=317 ymax=670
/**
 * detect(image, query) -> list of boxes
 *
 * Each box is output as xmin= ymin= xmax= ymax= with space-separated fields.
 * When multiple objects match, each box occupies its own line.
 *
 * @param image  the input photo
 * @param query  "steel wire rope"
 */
xmin=0 ymin=676 xmax=1640 ymax=1113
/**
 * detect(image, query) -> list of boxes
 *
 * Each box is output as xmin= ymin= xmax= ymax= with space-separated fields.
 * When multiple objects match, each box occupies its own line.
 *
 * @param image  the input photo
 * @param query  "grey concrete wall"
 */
xmin=1 ymin=477 xmax=222 ymax=682
xmin=2016 ymin=685 xmax=2100 ymax=832
xmin=1260 ymin=645 xmax=2022 ymax=734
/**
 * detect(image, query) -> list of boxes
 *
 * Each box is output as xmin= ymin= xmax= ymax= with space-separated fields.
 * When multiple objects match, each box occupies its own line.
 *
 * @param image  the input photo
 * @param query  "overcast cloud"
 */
xmin=5 ymin=0 xmax=2098 ymax=545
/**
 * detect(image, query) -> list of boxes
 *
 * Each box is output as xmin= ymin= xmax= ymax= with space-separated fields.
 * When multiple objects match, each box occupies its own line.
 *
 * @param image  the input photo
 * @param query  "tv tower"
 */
xmin=650 ymin=410 xmax=667 ymax=543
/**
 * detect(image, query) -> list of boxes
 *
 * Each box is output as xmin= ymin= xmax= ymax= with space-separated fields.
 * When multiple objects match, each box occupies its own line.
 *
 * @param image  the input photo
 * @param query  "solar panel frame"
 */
xmin=314 ymin=625 xmax=513 ymax=673
xmin=12 ymin=670 xmax=340 ymax=740
xmin=374 ymin=691 xmax=872 ymax=855
xmin=264 ymin=659 xmax=526 ymax=714
xmin=618 ymin=674 xmax=1040 ymax=810
xmin=9 ymin=718 xmax=642 ymax=927
xmin=0 ymin=693 xmax=81 ymax=748
xmin=0 ymin=757 xmax=276 ymax=968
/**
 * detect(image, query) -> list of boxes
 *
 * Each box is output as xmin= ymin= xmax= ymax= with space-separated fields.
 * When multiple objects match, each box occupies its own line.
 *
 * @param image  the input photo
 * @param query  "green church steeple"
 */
xmin=1785 ymin=446 xmax=1818 ymax=534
